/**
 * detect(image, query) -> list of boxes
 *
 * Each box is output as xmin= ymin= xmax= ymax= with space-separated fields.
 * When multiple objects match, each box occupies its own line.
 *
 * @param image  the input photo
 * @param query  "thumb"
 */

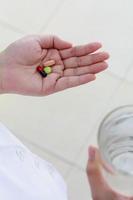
xmin=86 ymin=147 xmax=133 ymax=200
xmin=39 ymin=35 xmax=72 ymax=49
xmin=86 ymin=146 xmax=110 ymax=199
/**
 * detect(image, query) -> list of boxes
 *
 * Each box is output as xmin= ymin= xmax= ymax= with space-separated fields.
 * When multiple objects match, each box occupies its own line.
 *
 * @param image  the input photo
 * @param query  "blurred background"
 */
xmin=0 ymin=0 xmax=133 ymax=199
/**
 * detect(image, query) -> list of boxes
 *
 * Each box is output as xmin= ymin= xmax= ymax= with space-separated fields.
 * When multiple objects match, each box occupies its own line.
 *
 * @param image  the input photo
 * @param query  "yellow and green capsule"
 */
xmin=43 ymin=66 xmax=52 ymax=75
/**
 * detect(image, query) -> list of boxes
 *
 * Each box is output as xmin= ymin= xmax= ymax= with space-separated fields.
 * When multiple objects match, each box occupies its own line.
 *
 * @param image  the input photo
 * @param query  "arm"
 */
xmin=0 ymin=35 xmax=109 ymax=96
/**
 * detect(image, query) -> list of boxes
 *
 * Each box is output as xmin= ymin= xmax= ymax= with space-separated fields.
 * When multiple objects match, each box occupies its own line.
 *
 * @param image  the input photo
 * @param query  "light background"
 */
xmin=0 ymin=0 xmax=133 ymax=199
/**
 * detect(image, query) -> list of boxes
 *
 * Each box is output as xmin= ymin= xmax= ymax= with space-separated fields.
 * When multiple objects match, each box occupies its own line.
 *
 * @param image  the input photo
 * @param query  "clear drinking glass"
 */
xmin=98 ymin=105 xmax=133 ymax=196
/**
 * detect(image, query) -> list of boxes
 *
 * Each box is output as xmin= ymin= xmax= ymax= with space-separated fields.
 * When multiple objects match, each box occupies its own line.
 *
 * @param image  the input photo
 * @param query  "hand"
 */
xmin=86 ymin=146 xmax=133 ymax=200
xmin=0 ymin=35 xmax=109 ymax=96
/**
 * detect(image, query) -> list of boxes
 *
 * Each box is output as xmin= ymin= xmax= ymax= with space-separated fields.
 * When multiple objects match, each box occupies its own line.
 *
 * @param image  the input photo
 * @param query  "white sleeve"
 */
xmin=0 ymin=122 xmax=26 ymax=148
xmin=0 ymin=122 xmax=68 ymax=200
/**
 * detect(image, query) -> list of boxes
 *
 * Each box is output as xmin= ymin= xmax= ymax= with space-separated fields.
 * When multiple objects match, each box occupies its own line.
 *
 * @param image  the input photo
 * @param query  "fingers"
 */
xmin=86 ymin=146 xmax=116 ymax=200
xmin=60 ymin=42 xmax=102 ymax=59
xmin=63 ymin=62 xmax=108 ymax=76
xmin=63 ymin=52 xmax=109 ymax=68
xmin=39 ymin=35 xmax=72 ymax=49
xmin=55 ymin=74 xmax=96 ymax=92
xmin=87 ymin=147 xmax=106 ymax=193
xmin=87 ymin=146 xmax=133 ymax=200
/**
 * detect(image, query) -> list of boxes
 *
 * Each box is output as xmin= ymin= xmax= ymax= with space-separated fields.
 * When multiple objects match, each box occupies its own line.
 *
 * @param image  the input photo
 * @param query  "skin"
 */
xmin=86 ymin=146 xmax=133 ymax=200
xmin=0 ymin=35 xmax=109 ymax=96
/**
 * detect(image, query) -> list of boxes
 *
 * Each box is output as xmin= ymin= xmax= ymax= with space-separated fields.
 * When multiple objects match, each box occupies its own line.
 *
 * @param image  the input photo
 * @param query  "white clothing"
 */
xmin=0 ymin=122 xmax=68 ymax=200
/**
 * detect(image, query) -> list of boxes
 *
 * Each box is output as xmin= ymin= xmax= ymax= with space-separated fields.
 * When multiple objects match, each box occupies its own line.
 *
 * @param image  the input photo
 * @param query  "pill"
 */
xmin=43 ymin=60 xmax=55 ymax=67
xmin=43 ymin=66 xmax=52 ymax=74
xmin=36 ymin=66 xmax=47 ymax=78
xmin=39 ymin=70 xmax=47 ymax=77
xmin=36 ymin=66 xmax=43 ymax=72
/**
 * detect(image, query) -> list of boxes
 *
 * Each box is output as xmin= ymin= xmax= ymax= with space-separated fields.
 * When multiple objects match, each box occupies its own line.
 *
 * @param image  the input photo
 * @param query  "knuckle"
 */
xmin=63 ymin=69 xmax=68 ymax=76
xmin=71 ymin=46 xmax=77 ymax=56
xmin=89 ymin=55 xmax=93 ymax=64
xmin=77 ymin=57 xmax=81 ymax=67
xmin=73 ymin=68 xmax=78 ymax=75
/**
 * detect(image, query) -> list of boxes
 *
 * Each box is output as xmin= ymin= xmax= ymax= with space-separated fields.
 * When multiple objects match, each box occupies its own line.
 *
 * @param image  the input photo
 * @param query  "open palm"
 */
xmin=1 ymin=35 xmax=109 ymax=96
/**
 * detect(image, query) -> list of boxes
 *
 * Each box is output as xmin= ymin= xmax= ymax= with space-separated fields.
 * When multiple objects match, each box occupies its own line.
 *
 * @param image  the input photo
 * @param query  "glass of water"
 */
xmin=98 ymin=105 xmax=133 ymax=196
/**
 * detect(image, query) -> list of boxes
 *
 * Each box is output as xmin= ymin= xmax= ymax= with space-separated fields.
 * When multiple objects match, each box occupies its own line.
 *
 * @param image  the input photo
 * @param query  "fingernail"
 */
xmin=89 ymin=146 xmax=95 ymax=162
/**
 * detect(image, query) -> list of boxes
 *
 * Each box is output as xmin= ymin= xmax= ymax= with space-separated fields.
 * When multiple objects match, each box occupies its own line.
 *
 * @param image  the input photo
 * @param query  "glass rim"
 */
xmin=97 ymin=104 xmax=133 ymax=175
xmin=98 ymin=104 xmax=133 ymax=144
